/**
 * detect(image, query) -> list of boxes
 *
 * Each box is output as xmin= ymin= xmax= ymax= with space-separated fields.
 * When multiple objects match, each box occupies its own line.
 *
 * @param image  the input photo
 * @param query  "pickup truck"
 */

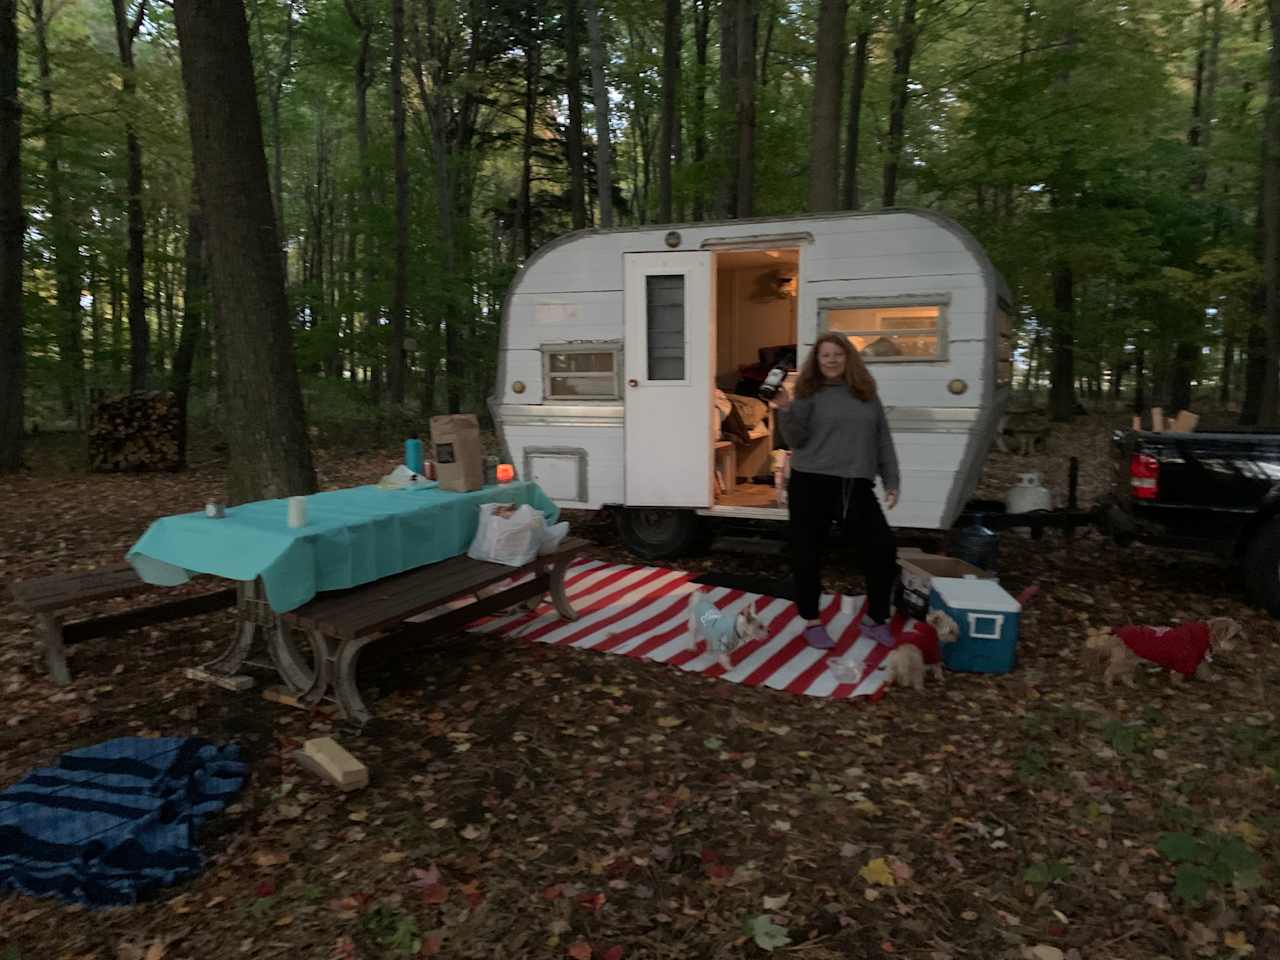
xmin=1106 ymin=428 xmax=1280 ymax=615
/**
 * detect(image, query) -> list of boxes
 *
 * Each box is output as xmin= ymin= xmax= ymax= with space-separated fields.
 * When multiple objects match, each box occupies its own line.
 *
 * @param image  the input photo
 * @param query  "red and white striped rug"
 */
xmin=467 ymin=559 xmax=912 ymax=700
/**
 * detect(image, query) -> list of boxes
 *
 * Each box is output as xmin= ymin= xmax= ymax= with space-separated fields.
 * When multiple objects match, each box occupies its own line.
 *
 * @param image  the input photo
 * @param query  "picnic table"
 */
xmin=125 ymin=479 xmax=566 ymax=717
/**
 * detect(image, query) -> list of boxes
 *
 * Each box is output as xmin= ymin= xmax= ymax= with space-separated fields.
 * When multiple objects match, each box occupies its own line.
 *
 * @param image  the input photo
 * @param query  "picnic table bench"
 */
xmin=9 ymin=566 xmax=237 ymax=685
xmin=275 ymin=537 xmax=590 ymax=724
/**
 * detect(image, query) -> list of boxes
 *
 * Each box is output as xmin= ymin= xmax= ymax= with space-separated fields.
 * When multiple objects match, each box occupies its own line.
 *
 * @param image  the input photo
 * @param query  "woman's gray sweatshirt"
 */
xmin=777 ymin=383 xmax=900 ymax=491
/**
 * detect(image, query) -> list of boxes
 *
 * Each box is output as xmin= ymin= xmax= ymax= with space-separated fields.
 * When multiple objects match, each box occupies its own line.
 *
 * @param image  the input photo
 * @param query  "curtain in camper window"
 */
xmin=646 ymin=275 xmax=685 ymax=380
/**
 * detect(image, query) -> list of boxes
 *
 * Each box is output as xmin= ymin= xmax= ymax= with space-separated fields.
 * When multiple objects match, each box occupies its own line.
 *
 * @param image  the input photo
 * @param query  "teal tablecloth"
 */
xmin=125 ymin=480 xmax=559 ymax=613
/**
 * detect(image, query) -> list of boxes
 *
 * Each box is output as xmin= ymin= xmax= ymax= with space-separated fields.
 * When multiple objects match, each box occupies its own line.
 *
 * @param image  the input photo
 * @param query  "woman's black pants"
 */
xmin=787 ymin=470 xmax=898 ymax=622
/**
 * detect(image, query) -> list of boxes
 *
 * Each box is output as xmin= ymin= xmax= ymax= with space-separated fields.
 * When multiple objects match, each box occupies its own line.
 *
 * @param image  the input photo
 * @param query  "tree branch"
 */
xmin=128 ymin=0 xmax=147 ymax=43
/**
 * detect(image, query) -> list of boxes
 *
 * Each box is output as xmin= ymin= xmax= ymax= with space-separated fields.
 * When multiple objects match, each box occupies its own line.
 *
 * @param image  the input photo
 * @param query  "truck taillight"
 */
xmin=1129 ymin=453 xmax=1159 ymax=500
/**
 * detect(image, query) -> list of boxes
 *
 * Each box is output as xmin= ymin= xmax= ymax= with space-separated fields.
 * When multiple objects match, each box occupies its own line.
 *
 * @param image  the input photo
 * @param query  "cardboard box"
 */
xmin=430 ymin=414 xmax=484 ymax=492
xmin=895 ymin=550 xmax=994 ymax=621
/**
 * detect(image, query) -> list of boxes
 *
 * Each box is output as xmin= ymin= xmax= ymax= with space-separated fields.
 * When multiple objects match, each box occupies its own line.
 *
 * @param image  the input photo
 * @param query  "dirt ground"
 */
xmin=0 ymin=414 xmax=1276 ymax=960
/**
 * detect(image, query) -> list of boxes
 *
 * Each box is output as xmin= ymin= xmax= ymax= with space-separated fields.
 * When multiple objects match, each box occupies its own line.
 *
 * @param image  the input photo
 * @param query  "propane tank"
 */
xmin=1005 ymin=472 xmax=1052 ymax=515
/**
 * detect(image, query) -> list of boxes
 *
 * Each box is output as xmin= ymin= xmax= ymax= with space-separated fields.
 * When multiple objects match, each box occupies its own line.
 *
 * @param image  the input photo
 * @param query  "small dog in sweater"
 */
xmin=882 ymin=610 xmax=959 ymax=691
xmin=687 ymin=593 xmax=768 ymax=669
xmin=1085 ymin=618 xmax=1242 ymax=686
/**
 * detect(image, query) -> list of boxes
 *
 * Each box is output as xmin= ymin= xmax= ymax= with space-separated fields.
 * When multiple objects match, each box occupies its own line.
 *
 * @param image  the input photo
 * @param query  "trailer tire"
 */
xmin=618 ymin=508 xmax=703 ymax=560
xmin=1245 ymin=518 xmax=1280 ymax=617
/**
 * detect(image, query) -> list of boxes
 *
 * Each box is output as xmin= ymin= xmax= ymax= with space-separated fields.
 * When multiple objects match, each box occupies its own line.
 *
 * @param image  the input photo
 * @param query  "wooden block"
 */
xmin=1150 ymin=407 xmax=1164 ymax=433
xmin=184 ymin=667 xmax=254 ymax=691
xmin=1172 ymin=410 xmax=1199 ymax=433
xmin=291 ymin=749 xmax=366 ymax=792
xmin=302 ymin=736 xmax=368 ymax=789
xmin=262 ymin=686 xmax=336 ymax=715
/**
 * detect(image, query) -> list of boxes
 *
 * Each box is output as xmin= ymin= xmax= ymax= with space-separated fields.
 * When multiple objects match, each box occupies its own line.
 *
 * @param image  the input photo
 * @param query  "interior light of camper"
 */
xmin=664 ymin=231 xmax=681 ymax=248
xmin=947 ymin=378 xmax=968 ymax=395
xmin=512 ymin=381 xmax=526 ymax=394
xmin=1129 ymin=453 xmax=1160 ymax=500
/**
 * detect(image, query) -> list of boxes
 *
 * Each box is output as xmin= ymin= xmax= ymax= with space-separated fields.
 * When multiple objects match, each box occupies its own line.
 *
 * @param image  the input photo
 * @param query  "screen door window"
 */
xmin=646 ymin=275 xmax=685 ymax=380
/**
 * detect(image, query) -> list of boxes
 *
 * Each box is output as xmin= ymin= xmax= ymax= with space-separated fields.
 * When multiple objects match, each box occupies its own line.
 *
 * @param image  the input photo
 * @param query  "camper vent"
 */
xmin=523 ymin=447 xmax=588 ymax=503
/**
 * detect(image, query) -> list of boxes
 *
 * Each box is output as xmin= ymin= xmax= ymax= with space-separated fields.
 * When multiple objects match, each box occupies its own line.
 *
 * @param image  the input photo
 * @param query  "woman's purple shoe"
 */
xmin=861 ymin=618 xmax=895 ymax=648
xmin=803 ymin=623 xmax=836 ymax=650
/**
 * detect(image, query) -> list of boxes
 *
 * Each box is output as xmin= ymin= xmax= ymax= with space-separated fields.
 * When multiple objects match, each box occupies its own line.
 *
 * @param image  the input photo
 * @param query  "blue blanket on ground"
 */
xmin=0 ymin=737 xmax=247 ymax=906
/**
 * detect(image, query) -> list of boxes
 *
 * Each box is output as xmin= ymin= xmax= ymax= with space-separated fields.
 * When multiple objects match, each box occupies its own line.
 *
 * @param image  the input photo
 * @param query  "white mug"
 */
xmin=287 ymin=496 xmax=307 ymax=528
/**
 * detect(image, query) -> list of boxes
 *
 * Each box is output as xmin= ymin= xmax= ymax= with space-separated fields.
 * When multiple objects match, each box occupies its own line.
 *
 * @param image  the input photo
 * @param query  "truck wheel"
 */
xmin=617 ymin=507 xmax=703 ymax=560
xmin=1245 ymin=518 xmax=1280 ymax=617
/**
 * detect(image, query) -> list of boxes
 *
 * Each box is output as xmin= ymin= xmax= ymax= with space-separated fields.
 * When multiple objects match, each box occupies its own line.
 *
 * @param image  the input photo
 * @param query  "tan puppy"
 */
xmin=1084 ymin=627 xmax=1140 ymax=688
xmin=884 ymin=643 xmax=928 ymax=691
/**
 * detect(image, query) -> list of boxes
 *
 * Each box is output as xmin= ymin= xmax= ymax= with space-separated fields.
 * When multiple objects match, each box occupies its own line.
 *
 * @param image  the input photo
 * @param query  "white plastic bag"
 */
xmin=539 ymin=520 xmax=570 ymax=555
xmin=376 ymin=464 xmax=432 ymax=490
xmin=467 ymin=503 xmax=546 ymax=567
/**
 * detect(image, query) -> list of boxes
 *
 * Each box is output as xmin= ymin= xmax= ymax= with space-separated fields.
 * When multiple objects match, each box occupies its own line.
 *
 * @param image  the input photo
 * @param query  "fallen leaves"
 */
xmin=656 ymin=716 xmax=683 ymax=728
xmin=744 ymin=915 xmax=792 ymax=952
xmin=1023 ymin=947 xmax=1064 ymax=960
xmin=252 ymin=850 xmax=290 ymax=868
xmin=860 ymin=856 xmax=911 ymax=887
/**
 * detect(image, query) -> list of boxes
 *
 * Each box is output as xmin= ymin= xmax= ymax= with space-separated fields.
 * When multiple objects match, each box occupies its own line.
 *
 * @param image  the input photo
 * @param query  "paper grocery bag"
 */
xmin=430 ymin=414 xmax=484 ymax=492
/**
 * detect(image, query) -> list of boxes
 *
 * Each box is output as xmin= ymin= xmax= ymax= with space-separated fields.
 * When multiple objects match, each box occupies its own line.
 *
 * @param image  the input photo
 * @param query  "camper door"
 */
xmin=623 ymin=252 xmax=714 ymax=507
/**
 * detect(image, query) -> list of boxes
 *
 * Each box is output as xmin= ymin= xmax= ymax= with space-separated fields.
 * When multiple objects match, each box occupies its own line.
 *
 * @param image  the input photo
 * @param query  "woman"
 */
xmin=773 ymin=333 xmax=900 ymax=650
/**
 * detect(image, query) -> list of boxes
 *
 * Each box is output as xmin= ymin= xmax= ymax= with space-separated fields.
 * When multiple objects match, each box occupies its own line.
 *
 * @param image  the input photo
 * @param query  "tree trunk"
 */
xmin=34 ymin=0 xmax=83 ymax=420
xmin=1220 ymin=332 xmax=1235 ymax=403
xmin=1049 ymin=263 xmax=1075 ymax=421
xmin=565 ymin=0 xmax=587 ymax=230
xmin=584 ymin=0 xmax=613 ymax=227
xmin=389 ymin=0 xmax=409 ymax=403
xmin=1242 ymin=322 xmax=1266 ymax=424
xmin=718 ymin=0 xmax=738 ymax=218
xmin=1133 ymin=341 xmax=1147 ymax=414
xmin=173 ymin=0 xmax=316 ymax=501
xmin=1262 ymin=0 xmax=1280 ymax=425
xmin=808 ymin=0 xmax=846 ymax=212
xmin=345 ymin=0 xmax=374 ymax=388
xmin=692 ymin=0 xmax=710 ymax=220
xmin=659 ymin=0 xmax=681 ymax=223
xmin=518 ymin=8 xmax=541 ymax=256
xmin=734 ymin=0 xmax=756 ymax=219
xmin=110 ymin=263 xmax=123 ymax=375
xmin=841 ymin=11 xmax=871 ymax=210
xmin=1168 ymin=340 xmax=1197 ymax=411
xmin=170 ymin=206 xmax=206 ymax=468
xmin=881 ymin=0 xmax=917 ymax=208
xmin=758 ymin=0 xmax=775 ymax=86
xmin=112 ymin=0 xmax=149 ymax=391
xmin=0 ymin=0 xmax=22 ymax=470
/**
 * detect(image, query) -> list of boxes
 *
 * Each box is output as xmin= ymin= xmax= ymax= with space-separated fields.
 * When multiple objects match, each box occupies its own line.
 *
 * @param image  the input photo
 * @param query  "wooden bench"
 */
xmin=9 ymin=565 xmax=237 ymax=685
xmin=277 ymin=538 xmax=590 ymax=725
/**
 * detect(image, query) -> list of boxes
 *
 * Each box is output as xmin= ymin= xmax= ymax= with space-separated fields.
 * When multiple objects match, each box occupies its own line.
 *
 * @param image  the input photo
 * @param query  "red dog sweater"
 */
xmin=1112 ymin=622 xmax=1211 ymax=678
xmin=895 ymin=617 xmax=941 ymax=664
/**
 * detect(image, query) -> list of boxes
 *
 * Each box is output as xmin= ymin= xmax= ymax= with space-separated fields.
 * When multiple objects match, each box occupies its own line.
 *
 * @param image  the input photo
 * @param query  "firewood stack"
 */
xmin=88 ymin=391 xmax=183 ymax=472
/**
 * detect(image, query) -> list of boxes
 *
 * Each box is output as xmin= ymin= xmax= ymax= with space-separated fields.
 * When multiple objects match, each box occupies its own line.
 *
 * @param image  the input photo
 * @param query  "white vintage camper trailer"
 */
xmin=490 ymin=210 xmax=1013 ymax=557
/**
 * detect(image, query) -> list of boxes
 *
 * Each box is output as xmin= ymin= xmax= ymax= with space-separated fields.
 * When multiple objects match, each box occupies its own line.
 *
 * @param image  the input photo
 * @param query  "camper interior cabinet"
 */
xmin=491 ymin=211 xmax=1012 ymax=558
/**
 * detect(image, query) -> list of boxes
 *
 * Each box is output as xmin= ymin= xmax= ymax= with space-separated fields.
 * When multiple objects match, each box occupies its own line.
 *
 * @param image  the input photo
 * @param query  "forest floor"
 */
xmin=0 ymin=412 xmax=1277 ymax=960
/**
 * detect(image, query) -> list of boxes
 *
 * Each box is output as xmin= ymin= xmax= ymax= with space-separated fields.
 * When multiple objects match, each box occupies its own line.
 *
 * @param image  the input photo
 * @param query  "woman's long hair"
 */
xmin=794 ymin=332 xmax=877 ymax=401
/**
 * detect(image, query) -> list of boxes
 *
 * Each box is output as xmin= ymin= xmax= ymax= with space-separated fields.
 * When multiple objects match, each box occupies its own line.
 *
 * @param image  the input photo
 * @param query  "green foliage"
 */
xmin=1023 ymin=861 xmax=1070 ymax=887
xmin=359 ymin=906 xmax=422 ymax=956
xmin=1156 ymin=830 xmax=1263 ymax=904
xmin=13 ymin=0 xmax=1270 ymax=428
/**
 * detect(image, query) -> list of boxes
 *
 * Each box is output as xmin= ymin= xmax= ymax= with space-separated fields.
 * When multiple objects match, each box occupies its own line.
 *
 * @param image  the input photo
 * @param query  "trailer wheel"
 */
xmin=1245 ymin=518 xmax=1280 ymax=617
xmin=617 ymin=508 xmax=703 ymax=560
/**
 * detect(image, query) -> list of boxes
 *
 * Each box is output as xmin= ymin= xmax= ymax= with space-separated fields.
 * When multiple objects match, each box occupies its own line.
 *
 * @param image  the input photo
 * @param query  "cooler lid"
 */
xmin=930 ymin=576 xmax=1021 ymax=613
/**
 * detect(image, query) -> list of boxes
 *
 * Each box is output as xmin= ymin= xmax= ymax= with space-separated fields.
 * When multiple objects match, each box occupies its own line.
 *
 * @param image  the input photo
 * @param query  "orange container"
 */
xmin=496 ymin=463 xmax=516 ymax=484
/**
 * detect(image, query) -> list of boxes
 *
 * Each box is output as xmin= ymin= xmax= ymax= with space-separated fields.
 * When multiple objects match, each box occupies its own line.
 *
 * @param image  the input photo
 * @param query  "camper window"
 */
xmin=646 ymin=275 xmax=686 ymax=380
xmin=821 ymin=302 xmax=945 ymax=362
xmin=541 ymin=343 xmax=623 ymax=400
xmin=995 ymin=305 xmax=1013 ymax=385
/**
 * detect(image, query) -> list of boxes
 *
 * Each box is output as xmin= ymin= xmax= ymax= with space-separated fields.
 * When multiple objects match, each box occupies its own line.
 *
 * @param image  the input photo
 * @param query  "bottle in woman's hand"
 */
xmin=770 ymin=386 xmax=792 ymax=411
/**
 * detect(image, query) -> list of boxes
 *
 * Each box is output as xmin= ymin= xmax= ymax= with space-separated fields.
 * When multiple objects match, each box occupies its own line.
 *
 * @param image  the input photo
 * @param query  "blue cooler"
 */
xmin=930 ymin=577 xmax=1021 ymax=674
